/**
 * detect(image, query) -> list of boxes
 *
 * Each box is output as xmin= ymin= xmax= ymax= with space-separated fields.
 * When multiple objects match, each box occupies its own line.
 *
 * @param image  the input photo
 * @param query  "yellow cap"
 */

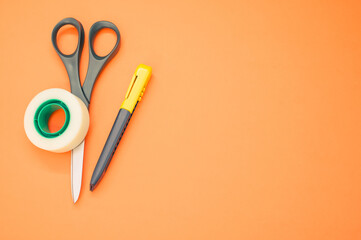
xmin=120 ymin=64 xmax=152 ymax=113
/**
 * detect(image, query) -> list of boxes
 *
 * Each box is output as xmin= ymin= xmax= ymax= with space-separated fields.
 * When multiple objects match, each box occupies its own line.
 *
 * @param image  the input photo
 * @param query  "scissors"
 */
xmin=51 ymin=17 xmax=121 ymax=203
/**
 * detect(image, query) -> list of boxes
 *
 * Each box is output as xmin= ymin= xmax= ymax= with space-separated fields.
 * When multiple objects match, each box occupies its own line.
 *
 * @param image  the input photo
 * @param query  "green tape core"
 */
xmin=34 ymin=99 xmax=70 ymax=138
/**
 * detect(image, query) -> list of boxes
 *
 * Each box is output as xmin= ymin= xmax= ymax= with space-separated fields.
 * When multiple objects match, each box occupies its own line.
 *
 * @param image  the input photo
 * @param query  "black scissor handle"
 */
xmin=51 ymin=18 xmax=88 ymax=105
xmin=82 ymin=21 xmax=121 ymax=103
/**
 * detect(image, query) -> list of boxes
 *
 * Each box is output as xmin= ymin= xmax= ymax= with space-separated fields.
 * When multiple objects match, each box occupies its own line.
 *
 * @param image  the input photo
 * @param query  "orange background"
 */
xmin=1 ymin=0 xmax=361 ymax=239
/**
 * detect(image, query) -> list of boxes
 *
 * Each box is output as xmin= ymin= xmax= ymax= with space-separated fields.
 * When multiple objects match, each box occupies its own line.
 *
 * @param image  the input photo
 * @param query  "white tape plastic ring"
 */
xmin=24 ymin=88 xmax=89 ymax=153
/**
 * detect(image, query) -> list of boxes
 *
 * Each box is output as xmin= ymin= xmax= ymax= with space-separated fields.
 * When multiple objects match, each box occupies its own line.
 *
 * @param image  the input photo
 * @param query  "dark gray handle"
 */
xmin=51 ymin=18 xmax=121 ymax=107
xmin=82 ymin=21 xmax=121 ymax=103
xmin=51 ymin=17 xmax=88 ymax=104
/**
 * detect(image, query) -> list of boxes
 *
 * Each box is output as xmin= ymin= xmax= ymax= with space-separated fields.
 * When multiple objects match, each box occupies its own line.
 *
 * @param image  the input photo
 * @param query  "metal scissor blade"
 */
xmin=71 ymin=141 xmax=85 ymax=203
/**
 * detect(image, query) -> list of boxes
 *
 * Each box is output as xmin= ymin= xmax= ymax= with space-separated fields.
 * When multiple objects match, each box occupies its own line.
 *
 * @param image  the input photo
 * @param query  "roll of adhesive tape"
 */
xmin=24 ymin=88 xmax=89 ymax=153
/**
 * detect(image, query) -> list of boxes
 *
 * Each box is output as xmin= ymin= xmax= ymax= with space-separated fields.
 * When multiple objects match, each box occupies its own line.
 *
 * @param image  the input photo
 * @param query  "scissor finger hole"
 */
xmin=56 ymin=25 xmax=79 ymax=55
xmin=92 ymin=28 xmax=118 ymax=57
